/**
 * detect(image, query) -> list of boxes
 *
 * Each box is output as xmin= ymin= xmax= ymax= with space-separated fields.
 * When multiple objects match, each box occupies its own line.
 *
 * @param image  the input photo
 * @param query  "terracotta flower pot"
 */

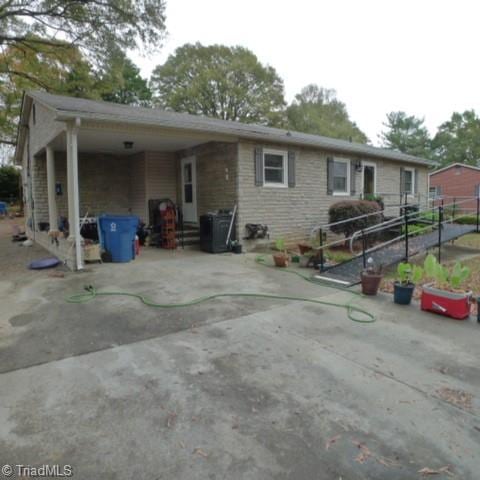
xmin=298 ymin=243 xmax=312 ymax=255
xmin=273 ymin=253 xmax=289 ymax=267
xmin=361 ymin=271 xmax=383 ymax=295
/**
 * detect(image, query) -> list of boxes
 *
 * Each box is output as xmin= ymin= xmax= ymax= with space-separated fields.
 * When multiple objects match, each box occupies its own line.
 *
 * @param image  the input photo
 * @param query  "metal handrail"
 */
xmin=312 ymin=196 xmax=480 ymax=272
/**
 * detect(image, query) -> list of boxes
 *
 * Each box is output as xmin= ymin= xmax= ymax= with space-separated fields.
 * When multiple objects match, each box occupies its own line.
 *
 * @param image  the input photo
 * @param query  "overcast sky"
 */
xmin=131 ymin=0 xmax=479 ymax=145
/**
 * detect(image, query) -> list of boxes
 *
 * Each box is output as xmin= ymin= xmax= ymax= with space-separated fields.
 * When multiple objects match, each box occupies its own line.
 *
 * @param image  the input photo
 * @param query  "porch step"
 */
xmin=176 ymin=229 xmax=199 ymax=239
xmin=176 ymin=224 xmax=200 ymax=246
xmin=176 ymin=237 xmax=200 ymax=247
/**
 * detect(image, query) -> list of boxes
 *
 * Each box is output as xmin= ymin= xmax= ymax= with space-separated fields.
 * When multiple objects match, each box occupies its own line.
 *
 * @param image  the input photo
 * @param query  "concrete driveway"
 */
xmin=0 ymin=227 xmax=479 ymax=479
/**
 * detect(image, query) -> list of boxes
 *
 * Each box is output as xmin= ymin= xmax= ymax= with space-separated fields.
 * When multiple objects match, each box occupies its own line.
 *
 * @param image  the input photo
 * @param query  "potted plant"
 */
xmin=360 ymin=257 xmax=383 ymax=295
xmin=273 ymin=238 xmax=289 ymax=267
xmin=298 ymin=243 xmax=312 ymax=255
xmin=421 ymin=254 xmax=472 ymax=320
xmin=394 ymin=262 xmax=423 ymax=305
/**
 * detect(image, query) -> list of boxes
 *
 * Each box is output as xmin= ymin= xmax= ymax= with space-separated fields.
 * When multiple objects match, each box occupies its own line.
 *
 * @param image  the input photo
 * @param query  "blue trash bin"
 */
xmin=0 ymin=202 xmax=7 ymax=216
xmin=98 ymin=215 xmax=139 ymax=263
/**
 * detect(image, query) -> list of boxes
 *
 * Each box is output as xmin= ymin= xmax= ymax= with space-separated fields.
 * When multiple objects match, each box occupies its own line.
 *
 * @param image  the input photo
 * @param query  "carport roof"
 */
xmin=24 ymin=90 xmax=432 ymax=166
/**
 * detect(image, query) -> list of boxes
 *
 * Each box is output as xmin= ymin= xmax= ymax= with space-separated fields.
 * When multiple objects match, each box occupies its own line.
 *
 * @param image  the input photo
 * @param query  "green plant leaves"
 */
xmin=275 ymin=238 xmax=285 ymax=252
xmin=424 ymin=254 xmax=437 ymax=278
xmin=411 ymin=265 xmax=424 ymax=283
xmin=396 ymin=262 xmax=423 ymax=284
xmin=450 ymin=262 xmax=471 ymax=289
xmin=423 ymin=254 xmax=470 ymax=289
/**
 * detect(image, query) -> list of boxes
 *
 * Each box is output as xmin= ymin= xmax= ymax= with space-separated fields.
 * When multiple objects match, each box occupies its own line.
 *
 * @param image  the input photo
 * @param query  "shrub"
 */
xmin=329 ymin=200 xmax=382 ymax=238
xmin=363 ymin=194 xmax=384 ymax=210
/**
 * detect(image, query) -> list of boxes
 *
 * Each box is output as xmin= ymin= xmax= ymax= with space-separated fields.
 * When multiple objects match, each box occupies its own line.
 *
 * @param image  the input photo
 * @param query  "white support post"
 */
xmin=46 ymin=145 xmax=58 ymax=233
xmin=66 ymin=118 xmax=83 ymax=270
xmin=66 ymin=128 xmax=75 ymax=234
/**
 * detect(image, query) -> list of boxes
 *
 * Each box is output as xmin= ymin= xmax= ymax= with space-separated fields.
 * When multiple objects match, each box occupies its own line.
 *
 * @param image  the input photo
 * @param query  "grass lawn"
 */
xmin=452 ymin=233 xmax=480 ymax=249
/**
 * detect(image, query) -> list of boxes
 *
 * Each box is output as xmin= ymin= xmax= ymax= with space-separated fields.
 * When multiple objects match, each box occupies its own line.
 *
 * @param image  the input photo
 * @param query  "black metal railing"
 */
xmin=311 ymin=196 xmax=480 ymax=273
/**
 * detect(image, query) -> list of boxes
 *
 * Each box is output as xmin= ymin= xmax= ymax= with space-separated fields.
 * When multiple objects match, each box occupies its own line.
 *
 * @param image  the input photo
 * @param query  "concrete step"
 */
xmin=176 ymin=237 xmax=200 ymax=246
xmin=176 ymin=229 xmax=199 ymax=239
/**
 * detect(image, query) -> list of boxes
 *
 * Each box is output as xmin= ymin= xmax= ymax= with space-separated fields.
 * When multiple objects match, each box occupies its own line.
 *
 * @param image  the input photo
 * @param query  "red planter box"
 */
xmin=421 ymin=284 xmax=471 ymax=320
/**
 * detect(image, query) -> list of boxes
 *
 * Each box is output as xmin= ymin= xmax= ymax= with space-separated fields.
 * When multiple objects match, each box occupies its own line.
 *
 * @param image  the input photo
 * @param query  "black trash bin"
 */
xmin=200 ymin=211 xmax=235 ymax=253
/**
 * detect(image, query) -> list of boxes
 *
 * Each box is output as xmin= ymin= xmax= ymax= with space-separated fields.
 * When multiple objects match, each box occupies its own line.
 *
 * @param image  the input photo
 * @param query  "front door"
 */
xmin=181 ymin=156 xmax=197 ymax=223
xmin=362 ymin=162 xmax=376 ymax=196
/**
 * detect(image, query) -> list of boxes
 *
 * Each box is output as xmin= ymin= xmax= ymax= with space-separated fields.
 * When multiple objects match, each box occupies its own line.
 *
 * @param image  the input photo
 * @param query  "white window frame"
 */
xmin=332 ymin=158 xmax=351 ymax=196
xmin=404 ymin=167 xmax=415 ymax=196
xmin=361 ymin=161 xmax=377 ymax=196
xmin=263 ymin=148 xmax=288 ymax=188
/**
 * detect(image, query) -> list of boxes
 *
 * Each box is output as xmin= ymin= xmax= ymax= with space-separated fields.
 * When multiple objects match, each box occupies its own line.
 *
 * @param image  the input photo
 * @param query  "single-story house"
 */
xmin=429 ymin=163 xmax=480 ymax=212
xmin=15 ymin=91 xmax=431 ymax=269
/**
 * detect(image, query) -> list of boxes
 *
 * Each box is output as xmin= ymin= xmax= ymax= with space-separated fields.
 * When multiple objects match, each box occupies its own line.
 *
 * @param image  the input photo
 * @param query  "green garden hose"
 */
xmin=66 ymin=285 xmax=375 ymax=323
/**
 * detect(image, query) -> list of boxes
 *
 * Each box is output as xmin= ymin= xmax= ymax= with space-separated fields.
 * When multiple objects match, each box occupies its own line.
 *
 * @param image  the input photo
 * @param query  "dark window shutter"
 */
xmin=414 ymin=168 xmax=418 ymax=195
xmin=350 ymin=161 xmax=356 ymax=196
xmin=400 ymin=167 xmax=405 ymax=194
xmin=254 ymin=147 xmax=263 ymax=186
xmin=327 ymin=157 xmax=334 ymax=195
xmin=288 ymin=151 xmax=296 ymax=187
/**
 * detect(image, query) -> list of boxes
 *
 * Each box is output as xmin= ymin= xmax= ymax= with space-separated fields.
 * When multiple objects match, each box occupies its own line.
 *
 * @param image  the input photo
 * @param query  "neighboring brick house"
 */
xmin=429 ymin=163 xmax=480 ymax=212
xmin=15 ymin=91 xmax=431 ymax=269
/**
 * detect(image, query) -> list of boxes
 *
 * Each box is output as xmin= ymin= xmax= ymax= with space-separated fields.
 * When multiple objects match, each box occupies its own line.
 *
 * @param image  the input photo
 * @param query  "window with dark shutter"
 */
xmin=328 ymin=157 xmax=351 ymax=195
xmin=254 ymin=147 xmax=263 ymax=186
xmin=258 ymin=148 xmax=289 ymax=187
xmin=327 ymin=157 xmax=334 ymax=195
xmin=350 ymin=161 xmax=356 ymax=196
xmin=288 ymin=151 xmax=296 ymax=187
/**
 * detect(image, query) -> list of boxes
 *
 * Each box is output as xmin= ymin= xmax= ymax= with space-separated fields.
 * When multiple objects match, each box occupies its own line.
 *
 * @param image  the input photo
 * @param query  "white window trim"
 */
xmin=332 ymin=158 xmax=351 ymax=196
xmin=404 ymin=167 xmax=415 ymax=196
xmin=263 ymin=148 xmax=288 ymax=188
xmin=361 ymin=161 xmax=377 ymax=196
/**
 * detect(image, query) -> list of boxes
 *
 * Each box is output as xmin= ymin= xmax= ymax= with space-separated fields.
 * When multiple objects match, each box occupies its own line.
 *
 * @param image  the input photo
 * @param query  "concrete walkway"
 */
xmin=0 ymin=236 xmax=479 ymax=479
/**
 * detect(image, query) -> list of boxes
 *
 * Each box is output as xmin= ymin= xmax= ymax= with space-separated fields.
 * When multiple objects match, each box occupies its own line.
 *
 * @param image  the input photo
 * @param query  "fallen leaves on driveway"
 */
xmin=325 ymin=434 xmax=341 ymax=451
xmin=352 ymin=441 xmax=372 ymax=464
xmin=418 ymin=465 xmax=453 ymax=476
xmin=436 ymin=387 xmax=473 ymax=410
xmin=351 ymin=440 xmax=400 ymax=468
xmin=193 ymin=447 xmax=209 ymax=458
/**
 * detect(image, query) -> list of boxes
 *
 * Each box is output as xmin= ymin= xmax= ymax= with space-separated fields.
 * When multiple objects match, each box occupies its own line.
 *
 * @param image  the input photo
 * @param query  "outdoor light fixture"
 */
xmin=355 ymin=160 xmax=363 ymax=172
xmin=123 ymin=141 xmax=134 ymax=149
